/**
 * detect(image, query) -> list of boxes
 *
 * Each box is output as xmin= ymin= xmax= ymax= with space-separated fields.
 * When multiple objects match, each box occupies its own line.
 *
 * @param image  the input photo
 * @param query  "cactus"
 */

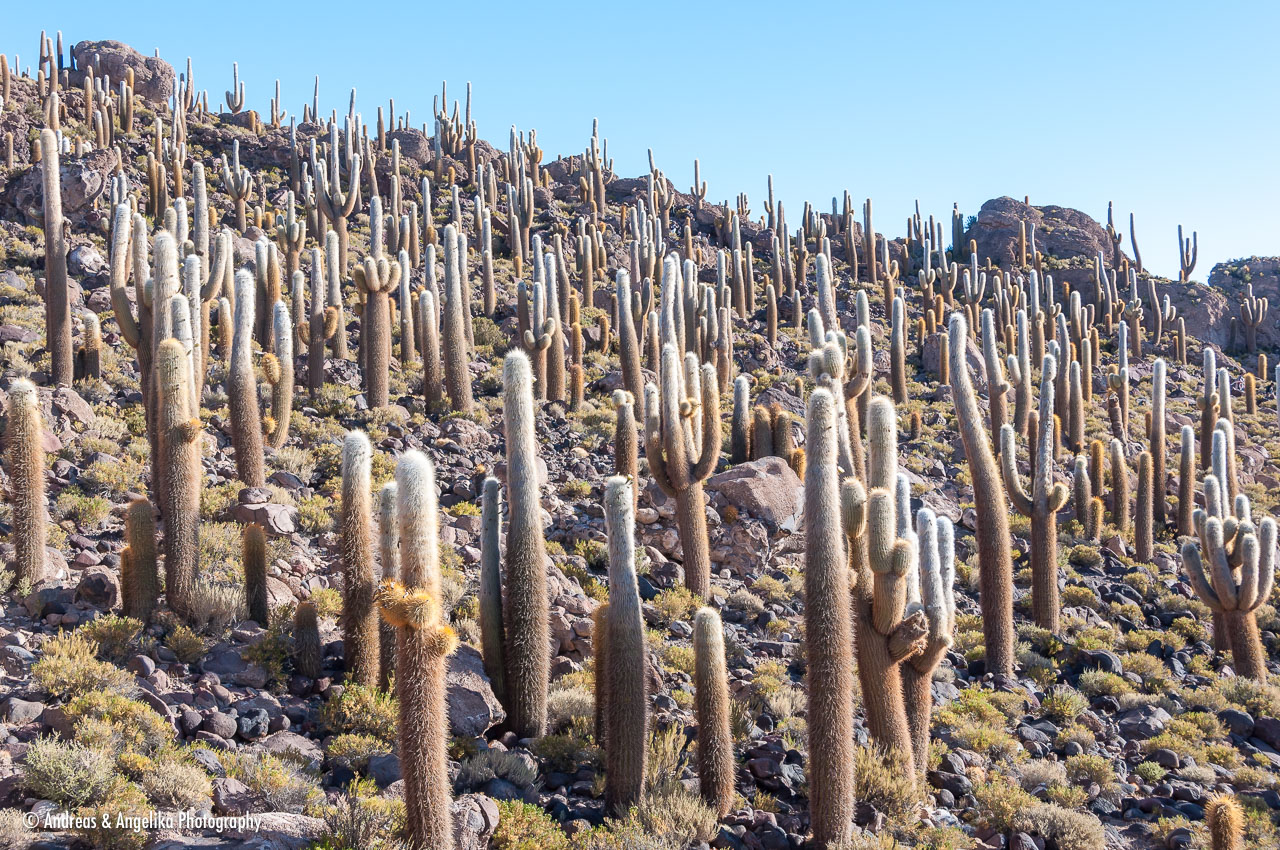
xmin=340 ymin=431 xmax=381 ymax=688
xmin=353 ymin=254 xmax=400 ymax=409
xmin=441 ymin=224 xmax=473 ymax=413
xmin=730 ymin=376 xmax=751 ymax=464
xmin=1183 ymin=509 xmax=1275 ymax=681
xmin=311 ymin=128 xmax=361 ymax=270
xmin=981 ymin=310 xmax=1009 ymax=448
xmin=890 ymin=295 xmax=907 ymax=403
xmin=603 ymin=475 xmax=647 ymax=813
xmin=1110 ymin=439 xmax=1130 ymax=534
xmin=265 ymin=301 xmax=293 ymax=448
xmin=644 ymin=343 xmax=722 ymax=598
xmin=228 ymin=269 xmax=266 ymax=488
xmin=1199 ymin=348 xmax=1219 ymax=470
xmin=6 ymin=380 xmax=48 ymax=588
xmin=1150 ymin=359 xmax=1168 ymax=525
xmin=502 ymin=351 xmax=550 ymax=737
xmin=380 ymin=450 xmax=455 ymax=850
xmin=478 ymin=476 xmax=506 ymax=706
xmin=804 ymin=388 xmax=855 ymax=847
xmin=294 ymin=601 xmax=323 ymax=679
xmin=1205 ymin=794 xmax=1244 ymax=850
xmin=242 ymin=522 xmax=269 ymax=625
xmin=1135 ymin=451 xmax=1153 ymax=563
xmin=949 ymin=311 xmax=1015 ymax=675
xmin=693 ymin=606 xmax=734 ymax=816
xmin=1178 ymin=425 xmax=1196 ymax=537
xmin=39 ymin=129 xmax=72 ymax=386
xmin=77 ymin=311 xmax=102 ymax=380
xmin=902 ymin=509 xmax=955 ymax=776
xmin=613 ymin=391 xmax=638 ymax=504
xmin=220 ymin=139 xmax=253 ymax=231
xmin=378 ymin=481 xmax=399 ymax=690
xmin=516 ymin=278 xmax=556 ymax=400
xmin=155 ymin=338 xmax=201 ymax=623
xmin=121 ymin=498 xmax=158 ymax=622
xmin=304 ymin=247 xmax=339 ymax=397
xmin=1000 ymin=354 xmax=1069 ymax=632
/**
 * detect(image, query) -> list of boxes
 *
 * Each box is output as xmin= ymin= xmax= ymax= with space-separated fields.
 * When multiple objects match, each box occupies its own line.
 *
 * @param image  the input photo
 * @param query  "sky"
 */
xmin=5 ymin=0 xmax=1277 ymax=279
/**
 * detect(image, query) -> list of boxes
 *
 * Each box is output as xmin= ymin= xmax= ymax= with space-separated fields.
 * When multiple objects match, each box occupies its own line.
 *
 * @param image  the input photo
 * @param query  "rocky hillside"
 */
xmin=0 ymin=35 xmax=1277 ymax=850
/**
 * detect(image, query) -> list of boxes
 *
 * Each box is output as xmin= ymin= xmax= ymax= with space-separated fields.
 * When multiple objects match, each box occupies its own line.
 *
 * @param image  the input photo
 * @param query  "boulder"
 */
xmin=260 ymin=731 xmax=323 ymax=771
xmin=964 ymin=196 xmax=1120 ymax=269
xmin=10 ymin=147 xmax=117 ymax=221
xmin=708 ymin=457 xmax=801 ymax=527
xmin=447 ymin=643 xmax=505 ymax=737
xmin=452 ymin=794 xmax=500 ymax=850
xmin=71 ymin=40 xmax=176 ymax=103
xmin=74 ymin=565 xmax=120 ymax=609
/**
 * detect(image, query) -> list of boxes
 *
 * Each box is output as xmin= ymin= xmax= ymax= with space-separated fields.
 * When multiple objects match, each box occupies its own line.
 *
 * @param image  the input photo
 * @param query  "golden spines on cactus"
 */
xmin=294 ymin=601 xmax=322 ymax=680
xmin=6 ymin=379 xmax=47 ymax=588
xmin=1205 ymin=794 xmax=1243 ymax=850
xmin=243 ymin=523 xmax=269 ymax=625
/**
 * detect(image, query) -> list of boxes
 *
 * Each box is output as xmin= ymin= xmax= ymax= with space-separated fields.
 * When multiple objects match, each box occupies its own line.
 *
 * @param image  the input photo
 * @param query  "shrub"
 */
xmin=750 ymin=575 xmax=789 ymax=605
xmin=547 ymin=683 xmax=594 ymax=731
xmin=77 ymin=615 xmax=145 ymax=664
xmin=973 ymin=779 xmax=1037 ymax=832
xmin=651 ymin=586 xmax=700 ymax=624
xmin=74 ymin=777 xmax=150 ymax=850
xmin=326 ymin=734 xmax=391 ymax=773
xmin=219 ymin=750 xmax=320 ymax=813
xmin=314 ymin=787 xmax=401 ymax=850
xmin=32 ymin=630 xmax=133 ymax=699
xmin=491 ymin=800 xmax=569 ymax=850
xmin=309 ymin=587 xmax=343 ymax=618
xmin=456 ymin=748 xmax=538 ymax=790
xmin=1041 ymin=686 xmax=1088 ymax=722
xmin=1077 ymin=670 xmax=1132 ymax=697
xmin=1134 ymin=761 xmax=1165 ymax=783
xmin=54 ymin=487 xmax=111 ymax=525
xmin=633 ymin=785 xmax=719 ymax=845
xmin=1065 ymin=753 xmax=1116 ymax=791
xmin=164 ymin=623 xmax=208 ymax=664
xmin=141 ymin=758 xmax=213 ymax=808
xmin=1012 ymin=803 xmax=1106 ymax=850
xmin=22 ymin=737 xmax=117 ymax=808
xmin=853 ymin=746 xmax=920 ymax=820
xmin=64 ymin=690 xmax=174 ymax=756
xmin=318 ymin=684 xmax=398 ymax=743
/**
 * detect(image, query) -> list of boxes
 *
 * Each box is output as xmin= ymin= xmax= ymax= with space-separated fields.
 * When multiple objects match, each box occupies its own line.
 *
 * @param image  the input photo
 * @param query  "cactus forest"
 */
xmin=1 ymin=30 xmax=1280 ymax=850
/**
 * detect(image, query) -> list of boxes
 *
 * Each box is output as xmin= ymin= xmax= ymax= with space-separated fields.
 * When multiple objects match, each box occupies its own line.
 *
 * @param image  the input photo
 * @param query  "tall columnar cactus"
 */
xmin=304 ymin=247 xmax=339 ymax=397
xmin=981 ymin=309 xmax=1009 ymax=449
xmin=1135 ymin=451 xmax=1154 ymax=563
xmin=325 ymin=230 xmax=348 ymax=360
xmin=644 ymin=343 xmax=722 ymax=598
xmin=7 ymin=379 xmax=47 ymax=587
xmin=378 ymin=481 xmax=399 ymax=690
xmin=803 ymin=388 xmax=855 ymax=848
xmin=441 ymin=224 xmax=473 ymax=413
xmin=242 ymin=522 xmax=269 ymax=625
xmin=613 ymin=391 xmax=638 ymax=504
xmin=730 ymin=376 xmax=750 ymax=464
xmin=1240 ymin=284 xmax=1268 ymax=355
xmin=380 ymin=450 xmax=455 ymax=850
xmin=78 ymin=311 xmax=102 ymax=380
xmin=1178 ymin=425 xmax=1196 ymax=537
xmin=602 ymin=475 xmax=647 ymax=813
xmin=340 ymin=431 xmax=380 ymax=688
xmin=1110 ymin=439 xmax=1131 ymax=533
xmin=949 ymin=311 xmax=1015 ymax=675
xmin=121 ymin=498 xmax=158 ymax=622
xmin=901 ymin=508 xmax=956 ymax=776
xmin=39 ymin=129 xmax=72 ymax=386
xmin=890 ymin=295 xmax=907 ymax=403
xmin=1150 ymin=358 xmax=1168 ymax=526
xmin=502 ymin=351 xmax=550 ymax=737
xmin=1183 ymin=508 xmax=1275 ymax=681
xmin=294 ymin=601 xmax=323 ymax=679
xmin=156 ymin=338 xmax=201 ymax=623
xmin=478 ymin=475 xmax=506 ymax=706
xmin=353 ymin=254 xmax=400 ymax=409
xmin=265 ymin=301 xmax=293 ymax=448
xmin=1000 ymin=354 xmax=1069 ymax=632
xmin=693 ymin=606 xmax=733 ymax=817
xmin=516 ymin=278 xmax=556 ymax=400
xmin=1205 ymin=794 xmax=1244 ymax=850
xmin=228 ymin=269 xmax=265 ymax=488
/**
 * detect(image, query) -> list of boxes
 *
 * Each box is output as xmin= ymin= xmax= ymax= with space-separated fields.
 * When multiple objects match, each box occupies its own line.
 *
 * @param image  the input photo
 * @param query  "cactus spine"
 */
xmin=693 ymin=606 xmax=733 ymax=817
xmin=228 ymin=269 xmax=266 ymax=488
xmin=294 ymin=601 xmax=322 ymax=679
xmin=243 ymin=522 xmax=269 ymax=625
xmin=949 ymin=311 xmax=1015 ymax=675
xmin=39 ymin=129 xmax=72 ymax=386
xmin=644 ymin=343 xmax=722 ymax=598
xmin=382 ymin=450 xmax=455 ymax=850
xmin=156 ymin=338 xmax=201 ymax=622
xmin=7 ymin=380 xmax=47 ymax=587
xmin=603 ymin=475 xmax=647 ymax=813
xmin=121 ymin=498 xmax=158 ymax=621
xmin=804 ymin=388 xmax=855 ymax=847
xmin=340 ymin=431 xmax=380 ymax=687
xmin=1000 ymin=354 xmax=1069 ymax=632
xmin=478 ymin=475 xmax=506 ymax=706
xmin=502 ymin=351 xmax=550 ymax=737
xmin=1205 ymin=794 xmax=1244 ymax=850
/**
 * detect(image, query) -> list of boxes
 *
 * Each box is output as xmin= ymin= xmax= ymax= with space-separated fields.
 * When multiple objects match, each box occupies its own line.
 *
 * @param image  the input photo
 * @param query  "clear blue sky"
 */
xmin=7 ymin=1 xmax=1277 ymax=279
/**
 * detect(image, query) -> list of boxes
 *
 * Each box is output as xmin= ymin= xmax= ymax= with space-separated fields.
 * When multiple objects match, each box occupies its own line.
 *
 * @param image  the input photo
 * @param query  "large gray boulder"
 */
xmin=72 ymin=40 xmax=175 ymax=103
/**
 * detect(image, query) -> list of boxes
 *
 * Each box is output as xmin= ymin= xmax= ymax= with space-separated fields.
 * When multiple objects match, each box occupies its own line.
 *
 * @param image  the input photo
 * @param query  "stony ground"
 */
xmin=0 ymin=36 xmax=1279 ymax=850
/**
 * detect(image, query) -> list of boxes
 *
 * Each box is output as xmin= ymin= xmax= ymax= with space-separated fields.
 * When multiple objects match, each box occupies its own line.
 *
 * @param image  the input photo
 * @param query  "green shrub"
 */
xmin=318 ymin=684 xmax=398 ymax=743
xmin=22 ymin=737 xmax=117 ymax=808
xmin=77 ymin=615 xmax=145 ymax=664
xmin=491 ymin=800 xmax=569 ymax=850
xmin=32 ymin=631 xmax=133 ymax=699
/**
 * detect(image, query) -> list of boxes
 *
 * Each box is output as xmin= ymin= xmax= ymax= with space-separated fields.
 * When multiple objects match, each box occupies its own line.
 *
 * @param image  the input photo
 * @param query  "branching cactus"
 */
xmin=693 ymin=606 xmax=733 ymax=817
xmin=502 ymin=351 xmax=550 ymax=737
xmin=156 ymin=338 xmax=201 ymax=623
xmin=7 ymin=380 xmax=47 ymax=587
xmin=1183 ymin=506 xmax=1275 ymax=681
xmin=353 ymin=254 xmax=400 ymax=409
xmin=644 ymin=343 xmax=722 ymax=598
xmin=228 ymin=269 xmax=266 ymax=488
xmin=1000 ymin=354 xmax=1069 ymax=632
xmin=516 ymin=278 xmax=556 ymax=400
xmin=1240 ymin=284 xmax=1268 ymax=355
xmin=379 ymin=450 xmax=455 ymax=850
xmin=341 ymin=431 xmax=381 ymax=687
xmin=220 ymin=139 xmax=253 ymax=232
xmin=121 ymin=498 xmax=158 ymax=622
xmin=949 ymin=311 xmax=1015 ymax=675
xmin=804 ymin=388 xmax=855 ymax=847
xmin=40 ymin=129 xmax=72 ymax=386
xmin=603 ymin=475 xmax=647 ymax=814
xmin=902 ymin=508 xmax=955 ymax=776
